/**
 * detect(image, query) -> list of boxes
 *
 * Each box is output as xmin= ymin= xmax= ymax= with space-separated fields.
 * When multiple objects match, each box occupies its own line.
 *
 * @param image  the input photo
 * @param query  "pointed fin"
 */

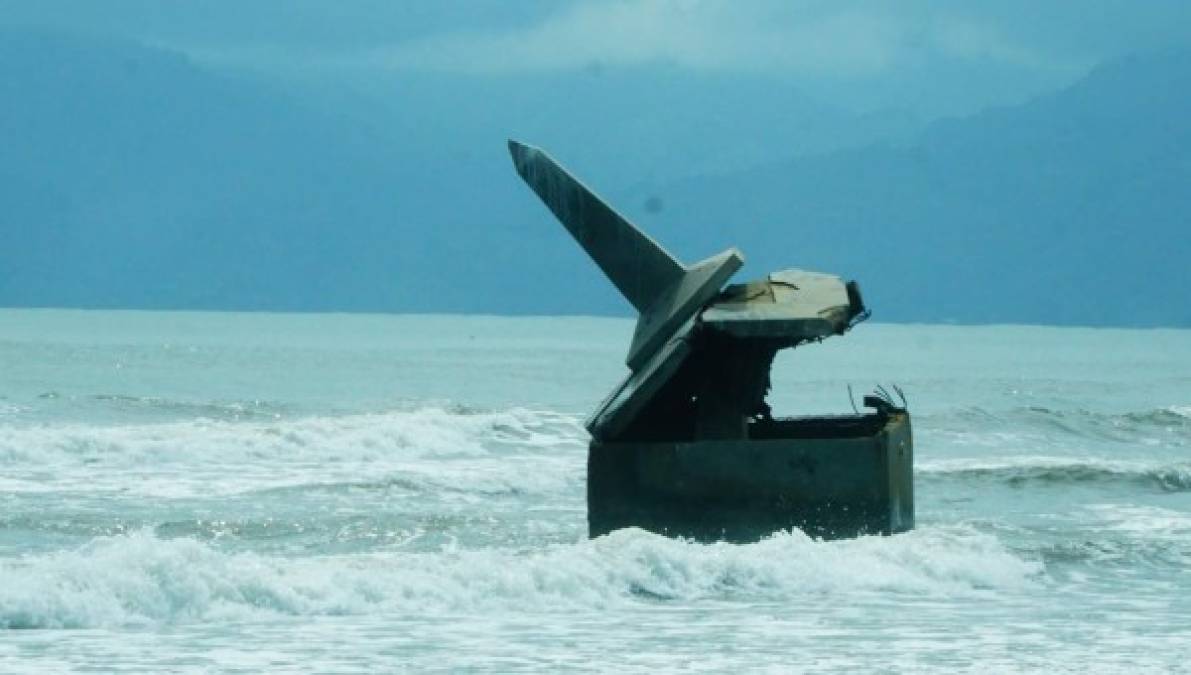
xmin=508 ymin=140 xmax=684 ymax=313
xmin=510 ymin=139 xmax=744 ymax=370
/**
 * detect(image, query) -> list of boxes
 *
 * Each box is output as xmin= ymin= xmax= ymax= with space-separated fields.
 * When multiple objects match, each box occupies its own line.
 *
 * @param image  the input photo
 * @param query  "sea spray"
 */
xmin=0 ymin=526 xmax=1041 ymax=629
xmin=0 ymin=407 xmax=587 ymax=497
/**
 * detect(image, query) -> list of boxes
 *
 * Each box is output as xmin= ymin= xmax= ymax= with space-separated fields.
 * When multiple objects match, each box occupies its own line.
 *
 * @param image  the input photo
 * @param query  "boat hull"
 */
xmin=588 ymin=412 xmax=914 ymax=541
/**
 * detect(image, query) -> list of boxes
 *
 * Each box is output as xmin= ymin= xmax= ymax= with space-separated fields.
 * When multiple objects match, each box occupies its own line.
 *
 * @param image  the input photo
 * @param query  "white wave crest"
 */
xmin=921 ymin=455 xmax=1174 ymax=474
xmin=0 ymin=527 xmax=1042 ymax=629
xmin=919 ymin=456 xmax=1191 ymax=491
xmin=0 ymin=407 xmax=587 ymax=496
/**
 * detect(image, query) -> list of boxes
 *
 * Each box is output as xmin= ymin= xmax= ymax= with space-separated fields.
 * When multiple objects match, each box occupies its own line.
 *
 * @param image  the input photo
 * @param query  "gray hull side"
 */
xmin=588 ymin=413 xmax=914 ymax=542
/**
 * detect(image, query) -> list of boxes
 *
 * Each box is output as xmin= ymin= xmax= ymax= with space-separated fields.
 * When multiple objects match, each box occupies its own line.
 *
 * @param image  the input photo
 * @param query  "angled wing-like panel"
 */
xmin=509 ymin=140 xmax=743 ymax=370
xmin=508 ymin=140 xmax=684 ymax=313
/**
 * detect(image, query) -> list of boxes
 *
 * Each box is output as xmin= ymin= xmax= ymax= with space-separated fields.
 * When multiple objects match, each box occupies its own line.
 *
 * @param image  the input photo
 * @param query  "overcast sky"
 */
xmin=4 ymin=1 xmax=1190 ymax=115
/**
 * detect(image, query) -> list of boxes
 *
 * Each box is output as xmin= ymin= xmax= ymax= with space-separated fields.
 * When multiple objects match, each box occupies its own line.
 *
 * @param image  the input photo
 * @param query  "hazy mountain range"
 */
xmin=1 ymin=29 xmax=1187 ymax=326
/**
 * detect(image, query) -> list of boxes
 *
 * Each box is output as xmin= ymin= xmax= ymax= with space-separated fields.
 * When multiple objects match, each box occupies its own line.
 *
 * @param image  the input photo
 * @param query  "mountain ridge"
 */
xmin=1 ymin=29 xmax=1187 ymax=326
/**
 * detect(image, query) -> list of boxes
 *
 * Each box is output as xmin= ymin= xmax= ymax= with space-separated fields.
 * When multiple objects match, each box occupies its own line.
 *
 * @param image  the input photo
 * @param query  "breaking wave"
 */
xmin=0 ymin=406 xmax=587 ymax=496
xmin=0 ymin=405 xmax=583 ymax=463
xmin=0 ymin=526 xmax=1041 ymax=629
xmin=920 ymin=457 xmax=1191 ymax=492
xmin=0 ymin=406 xmax=584 ymax=464
xmin=923 ymin=405 xmax=1191 ymax=448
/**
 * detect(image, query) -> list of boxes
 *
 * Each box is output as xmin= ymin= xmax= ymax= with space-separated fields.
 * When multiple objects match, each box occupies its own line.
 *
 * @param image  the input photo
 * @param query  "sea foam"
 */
xmin=0 ymin=526 xmax=1041 ymax=629
xmin=0 ymin=407 xmax=586 ymax=497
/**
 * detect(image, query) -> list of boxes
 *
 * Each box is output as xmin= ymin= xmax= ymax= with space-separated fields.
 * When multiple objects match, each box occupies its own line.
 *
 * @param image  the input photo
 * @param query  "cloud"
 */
xmin=346 ymin=0 xmax=1064 ymax=77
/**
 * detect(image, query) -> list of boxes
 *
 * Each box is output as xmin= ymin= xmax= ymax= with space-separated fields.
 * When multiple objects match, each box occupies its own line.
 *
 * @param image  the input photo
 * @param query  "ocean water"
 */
xmin=1 ymin=309 xmax=1189 ymax=673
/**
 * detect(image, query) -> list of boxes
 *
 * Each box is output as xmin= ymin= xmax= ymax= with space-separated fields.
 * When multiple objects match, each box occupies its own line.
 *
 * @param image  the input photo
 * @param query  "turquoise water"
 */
xmin=1 ymin=309 xmax=1189 ymax=672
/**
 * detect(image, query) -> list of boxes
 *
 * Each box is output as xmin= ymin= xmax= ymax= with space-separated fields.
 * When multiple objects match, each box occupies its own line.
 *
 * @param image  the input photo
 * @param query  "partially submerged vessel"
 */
xmin=509 ymin=140 xmax=913 ymax=542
